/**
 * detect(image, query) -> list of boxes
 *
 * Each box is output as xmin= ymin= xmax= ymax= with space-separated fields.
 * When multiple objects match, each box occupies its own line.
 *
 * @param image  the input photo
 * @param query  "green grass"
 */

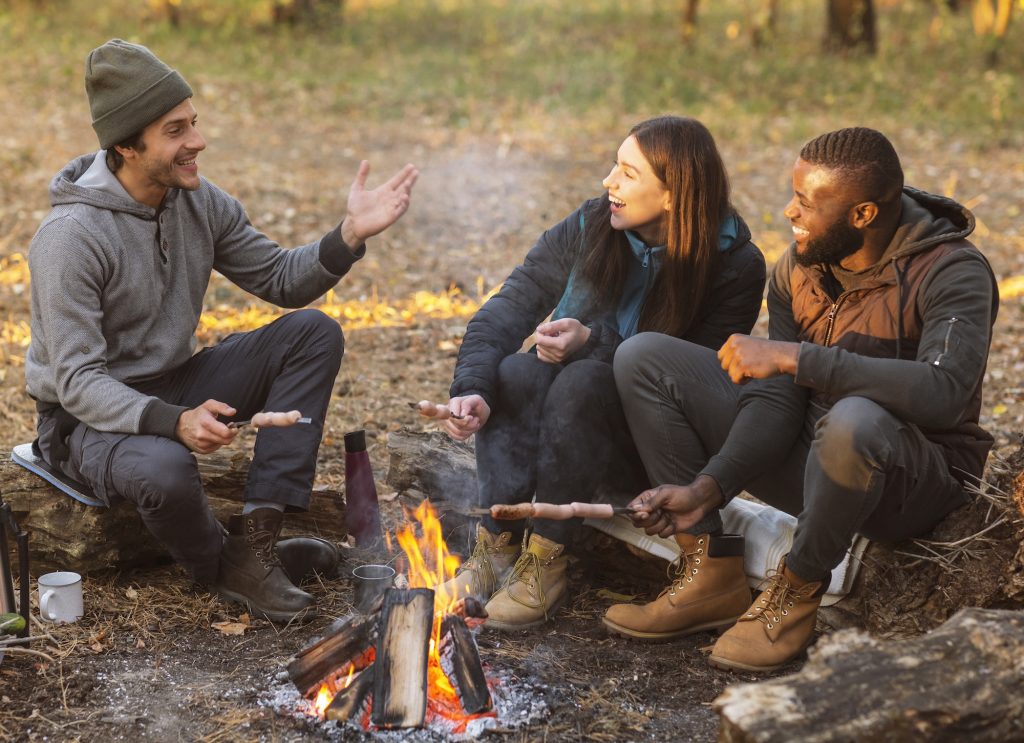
xmin=0 ymin=0 xmax=1021 ymax=149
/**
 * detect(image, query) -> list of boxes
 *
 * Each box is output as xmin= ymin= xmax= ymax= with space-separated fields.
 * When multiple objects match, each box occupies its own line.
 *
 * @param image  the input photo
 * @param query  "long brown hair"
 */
xmin=578 ymin=116 xmax=732 ymax=337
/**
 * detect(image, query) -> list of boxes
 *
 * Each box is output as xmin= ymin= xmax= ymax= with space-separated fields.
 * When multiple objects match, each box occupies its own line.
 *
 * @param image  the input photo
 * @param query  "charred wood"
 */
xmin=440 ymin=613 xmax=491 ymax=715
xmin=372 ymin=588 xmax=434 ymax=729
xmin=287 ymin=613 xmax=377 ymax=696
xmin=715 ymin=608 xmax=1024 ymax=742
xmin=325 ymin=664 xmax=375 ymax=723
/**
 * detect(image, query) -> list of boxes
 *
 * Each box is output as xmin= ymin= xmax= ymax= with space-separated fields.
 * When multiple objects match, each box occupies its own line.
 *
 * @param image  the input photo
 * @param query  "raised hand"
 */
xmin=341 ymin=160 xmax=419 ymax=246
xmin=534 ymin=318 xmax=591 ymax=364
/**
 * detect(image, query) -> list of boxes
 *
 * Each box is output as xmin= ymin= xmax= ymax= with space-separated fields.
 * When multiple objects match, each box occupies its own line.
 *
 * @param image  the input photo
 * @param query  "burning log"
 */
xmin=372 ymin=588 xmax=435 ymax=729
xmin=440 ymin=613 xmax=491 ymax=715
xmin=325 ymin=664 xmax=375 ymax=723
xmin=287 ymin=614 xmax=378 ymax=696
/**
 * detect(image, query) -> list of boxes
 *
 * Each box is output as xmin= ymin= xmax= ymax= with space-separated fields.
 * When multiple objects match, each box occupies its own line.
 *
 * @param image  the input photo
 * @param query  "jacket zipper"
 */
xmin=624 ymin=247 xmax=655 ymax=335
xmin=822 ymin=293 xmax=851 ymax=347
xmin=933 ymin=317 xmax=959 ymax=366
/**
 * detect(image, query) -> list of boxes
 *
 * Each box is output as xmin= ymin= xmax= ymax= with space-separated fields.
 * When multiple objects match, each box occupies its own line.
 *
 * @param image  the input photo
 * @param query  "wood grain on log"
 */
xmin=372 ymin=587 xmax=434 ymax=729
xmin=1 ymin=450 xmax=345 ymax=574
xmin=714 ymin=608 xmax=1024 ymax=742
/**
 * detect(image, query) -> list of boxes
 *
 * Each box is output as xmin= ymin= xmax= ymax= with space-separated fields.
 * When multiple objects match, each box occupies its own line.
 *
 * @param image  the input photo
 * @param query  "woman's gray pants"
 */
xmin=614 ymin=333 xmax=969 ymax=582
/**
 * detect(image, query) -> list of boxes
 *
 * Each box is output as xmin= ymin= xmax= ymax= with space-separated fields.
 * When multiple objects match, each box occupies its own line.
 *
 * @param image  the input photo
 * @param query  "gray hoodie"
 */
xmin=26 ymin=152 xmax=358 ymax=437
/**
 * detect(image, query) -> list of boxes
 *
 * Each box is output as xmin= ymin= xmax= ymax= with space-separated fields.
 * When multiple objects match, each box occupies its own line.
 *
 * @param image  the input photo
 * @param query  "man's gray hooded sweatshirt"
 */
xmin=26 ymin=152 xmax=360 ymax=439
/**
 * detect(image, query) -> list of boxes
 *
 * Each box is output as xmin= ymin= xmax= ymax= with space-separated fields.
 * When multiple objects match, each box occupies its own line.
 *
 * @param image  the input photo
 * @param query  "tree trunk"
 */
xmin=681 ymin=0 xmax=700 ymax=42
xmin=1 ymin=450 xmax=346 ymax=574
xmin=825 ymin=0 xmax=877 ymax=53
xmin=750 ymin=0 xmax=781 ymax=48
xmin=715 ymin=608 xmax=1024 ymax=742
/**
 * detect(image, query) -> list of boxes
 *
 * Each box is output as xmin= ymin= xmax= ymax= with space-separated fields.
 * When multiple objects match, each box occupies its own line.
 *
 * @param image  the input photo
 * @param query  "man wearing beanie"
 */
xmin=25 ymin=39 xmax=418 ymax=623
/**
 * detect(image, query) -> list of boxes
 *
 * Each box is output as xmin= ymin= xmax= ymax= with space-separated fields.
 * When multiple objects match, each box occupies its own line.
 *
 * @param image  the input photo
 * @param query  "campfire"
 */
xmin=287 ymin=501 xmax=497 ymax=734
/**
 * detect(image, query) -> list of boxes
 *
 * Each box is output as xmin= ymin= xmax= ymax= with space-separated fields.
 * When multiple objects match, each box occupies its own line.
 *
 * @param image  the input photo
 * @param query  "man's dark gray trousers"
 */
xmin=36 ymin=309 xmax=343 ymax=584
xmin=614 ymin=333 xmax=969 ymax=583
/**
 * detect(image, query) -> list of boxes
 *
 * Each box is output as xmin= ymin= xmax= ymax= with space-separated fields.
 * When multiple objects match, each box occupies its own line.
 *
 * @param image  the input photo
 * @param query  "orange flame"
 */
xmin=313 ymin=684 xmax=332 ymax=718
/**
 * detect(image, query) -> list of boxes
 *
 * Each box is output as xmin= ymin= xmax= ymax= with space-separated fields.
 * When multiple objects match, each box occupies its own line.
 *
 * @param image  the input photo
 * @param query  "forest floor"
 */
xmin=2 ymin=2 xmax=1024 ymax=741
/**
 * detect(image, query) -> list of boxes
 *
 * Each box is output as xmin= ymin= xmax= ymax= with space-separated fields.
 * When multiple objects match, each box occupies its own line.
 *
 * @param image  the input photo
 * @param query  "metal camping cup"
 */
xmin=351 ymin=564 xmax=395 ymax=614
xmin=37 ymin=571 xmax=84 ymax=623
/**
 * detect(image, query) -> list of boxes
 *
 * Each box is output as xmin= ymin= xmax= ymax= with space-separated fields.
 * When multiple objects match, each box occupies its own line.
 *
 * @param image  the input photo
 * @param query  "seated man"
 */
xmin=604 ymin=127 xmax=998 ymax=671
xmin=26 ymin=39 xmax=418 ymax=622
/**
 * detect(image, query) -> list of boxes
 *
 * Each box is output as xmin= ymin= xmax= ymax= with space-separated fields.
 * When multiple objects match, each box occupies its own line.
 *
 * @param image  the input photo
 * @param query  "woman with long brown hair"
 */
xmin=419 ymin=116 xmax=765 ymax=629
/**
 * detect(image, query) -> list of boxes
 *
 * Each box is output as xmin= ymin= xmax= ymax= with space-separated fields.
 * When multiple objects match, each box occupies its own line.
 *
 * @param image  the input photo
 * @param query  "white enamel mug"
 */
xmin=38 ymin=571 xmax=84 ymax=623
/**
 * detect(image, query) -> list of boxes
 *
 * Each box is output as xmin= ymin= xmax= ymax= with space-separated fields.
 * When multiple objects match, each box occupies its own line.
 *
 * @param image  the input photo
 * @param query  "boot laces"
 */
xmin=504 ymin=549 xmax=549 ymax=613
xmin=743 ymin=569 xmax=817 ymax=630
xmin=245 ymin=522 xmax=284 ymax=570
xmin=457 ymin=534 xmax=499 ymax=588
xmin=661 ymin=538 xmax=705 ymax=598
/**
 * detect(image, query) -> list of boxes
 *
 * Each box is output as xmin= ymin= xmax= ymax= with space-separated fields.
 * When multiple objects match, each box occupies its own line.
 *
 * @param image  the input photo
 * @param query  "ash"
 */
xmin=263 ymin=665 xmax=552 ymax=742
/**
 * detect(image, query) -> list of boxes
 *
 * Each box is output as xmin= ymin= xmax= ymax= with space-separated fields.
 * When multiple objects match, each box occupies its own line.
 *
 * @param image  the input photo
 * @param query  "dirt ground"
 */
xmin=2 ymin=76 xmax=1024 ymax=743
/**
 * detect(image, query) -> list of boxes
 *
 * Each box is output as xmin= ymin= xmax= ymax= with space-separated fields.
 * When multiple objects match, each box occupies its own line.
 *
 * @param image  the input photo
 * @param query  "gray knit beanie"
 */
xmin=85 ymin=39 xmax=193 ymax=149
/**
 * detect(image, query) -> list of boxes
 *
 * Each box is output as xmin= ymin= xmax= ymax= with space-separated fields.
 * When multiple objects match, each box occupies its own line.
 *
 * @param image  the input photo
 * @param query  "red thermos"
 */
xmin=344 ymin=430 xmax=383 ymax=548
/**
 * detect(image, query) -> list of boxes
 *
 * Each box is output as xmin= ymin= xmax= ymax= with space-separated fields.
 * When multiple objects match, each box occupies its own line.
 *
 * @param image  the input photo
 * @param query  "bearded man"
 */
xmin=26 ymin=39 xmax=418 ymax=622
xmin=603 ymin=127 xmax=998 ymax=671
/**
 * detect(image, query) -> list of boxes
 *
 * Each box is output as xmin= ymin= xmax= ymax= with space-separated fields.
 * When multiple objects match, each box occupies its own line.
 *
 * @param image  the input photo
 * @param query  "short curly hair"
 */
xmin=800 ymin=127 xmax=903 ymax=204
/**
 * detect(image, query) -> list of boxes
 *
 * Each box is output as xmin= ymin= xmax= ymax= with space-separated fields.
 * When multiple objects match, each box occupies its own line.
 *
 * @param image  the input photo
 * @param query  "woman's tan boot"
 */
xmin=708 ymin=556 xmax=824 ymax=672
xmin=484 ymin=532 xmax=568 ymax=630
xmin=603 ymin=533 xmax=750 ymax=640
xmin=435 ymin=525 xmax=520 ymax=605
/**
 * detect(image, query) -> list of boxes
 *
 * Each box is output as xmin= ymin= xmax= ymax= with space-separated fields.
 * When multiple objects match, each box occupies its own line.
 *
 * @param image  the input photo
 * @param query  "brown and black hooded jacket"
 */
xmin=702 ymin=187 xmax=999 ymax=500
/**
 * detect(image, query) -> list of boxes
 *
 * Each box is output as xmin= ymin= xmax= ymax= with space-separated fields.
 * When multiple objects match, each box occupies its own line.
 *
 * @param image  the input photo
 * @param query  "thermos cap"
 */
xmin=344 ymin=430 xmax=367 ymax=453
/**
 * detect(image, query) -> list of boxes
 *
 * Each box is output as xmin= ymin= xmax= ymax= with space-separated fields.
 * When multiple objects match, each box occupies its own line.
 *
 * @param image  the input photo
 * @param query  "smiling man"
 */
xmin=26 ymin=39 xmax=417 ymax=622
xmin=604 ymin=127 xmax=999 ymax=671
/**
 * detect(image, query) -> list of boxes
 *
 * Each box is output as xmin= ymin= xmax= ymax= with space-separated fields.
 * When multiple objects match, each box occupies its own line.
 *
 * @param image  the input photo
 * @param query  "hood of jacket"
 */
xmin=49 ymin=152 xmax=166 ymax=219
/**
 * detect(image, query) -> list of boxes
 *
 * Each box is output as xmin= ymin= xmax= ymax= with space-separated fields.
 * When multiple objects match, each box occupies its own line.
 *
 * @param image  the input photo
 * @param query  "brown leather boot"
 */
xmin=436 ymin=525 xmax=520 ymax=605
xmin=484 ymin=532 xmax=568 ymax=630
xmin=276 ymin=536 xmax=341 ymax=584
xmin=217 ymin=508 xmax=316 ymax=623
xmin=709 ymin=556 xmax=824 ymax=672
xmin=603 ymin=533 xmax=750 ymax=640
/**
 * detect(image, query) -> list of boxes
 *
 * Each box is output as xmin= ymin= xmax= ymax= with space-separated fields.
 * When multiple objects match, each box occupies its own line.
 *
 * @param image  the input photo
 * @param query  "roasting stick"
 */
xmin=408 ymin=400 xmax=465 ymax=420
xmin=228 ymin=411 xmax=312 ymax=429
xmin=464 ymin=502 xmax=637 ymax=521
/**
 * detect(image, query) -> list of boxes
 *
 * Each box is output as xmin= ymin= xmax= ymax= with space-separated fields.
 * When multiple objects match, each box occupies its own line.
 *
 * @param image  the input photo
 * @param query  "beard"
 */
xmin=794 ymin=218 xmax=864 ymax=268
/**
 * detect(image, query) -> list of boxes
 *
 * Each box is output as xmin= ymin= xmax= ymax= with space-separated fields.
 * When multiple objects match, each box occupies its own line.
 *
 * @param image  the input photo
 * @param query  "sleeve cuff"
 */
xmin=139 ymin=399 xmax=189 ymax=439
xmin=698 ymin=461 xmax=742 ymax=504
xmin=318 ymin=224 xmax=366 ymax=276
xmin=793 ymin=341 xmax=832 ymax=389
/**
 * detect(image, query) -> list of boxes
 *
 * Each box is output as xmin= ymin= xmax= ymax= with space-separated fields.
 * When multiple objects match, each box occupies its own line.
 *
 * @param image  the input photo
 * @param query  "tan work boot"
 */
xmin=709 ymin=556 xmax=824 ymax=672
xmin=603 ymin=533 xmax=750 ymax=640
xmin=435 ymin=525 xmax=520 ymax=606
xmin=484 ymin=532 xmax=568 ymax=630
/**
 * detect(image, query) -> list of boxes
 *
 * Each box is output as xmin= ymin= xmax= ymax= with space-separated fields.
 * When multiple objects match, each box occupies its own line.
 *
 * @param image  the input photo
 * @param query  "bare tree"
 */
xmin=272 ymin=0 xmax=344 ymax=27
xmin=681 ymin=0 xmax=700 ymax=44
xmin=750 ymin=0 xmax=781 ymax=48
xmin=971 ymin=0 xmax=1015 ymax=65
xmin=824 ymin=0 xmax=877 ymax=54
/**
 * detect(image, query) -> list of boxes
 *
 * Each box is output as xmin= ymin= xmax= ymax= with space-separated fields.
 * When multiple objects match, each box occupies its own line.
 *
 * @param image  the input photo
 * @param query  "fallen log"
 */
xmin=0 ymin=449 xmax=346 ymax=573
xmin=372 ymin=587 xmax=434 ymax=729
xmin=714 ymin=607 xmax=1024 ymax=742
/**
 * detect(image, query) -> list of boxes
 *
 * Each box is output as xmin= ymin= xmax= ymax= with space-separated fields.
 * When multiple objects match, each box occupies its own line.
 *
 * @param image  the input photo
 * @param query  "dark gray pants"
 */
xmin=474 ymin=353 xmax=648 ymax=544
xmin=614 ymin=333 xmax=969 ymax=582
xmin=37 ymin=310 xmax=344 ymax=584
